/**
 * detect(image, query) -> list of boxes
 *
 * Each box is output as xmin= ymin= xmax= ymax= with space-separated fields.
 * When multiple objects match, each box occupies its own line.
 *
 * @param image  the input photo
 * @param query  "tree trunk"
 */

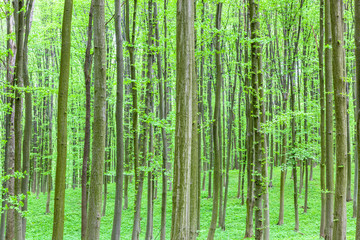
xmin=155 ymin=1 xmax=169 ymax=238
xmin=319 ymin=0 xmax=326 ymax=236
xmin=86 ymin=0 xmax=106 ymax=238
xmin=13 ymin=0 xmax=25 ymax=237
xmin=207 ymin=4 xmax=222 ymax=240
xmin=330 ymin=0 xmax=347 ymax=238
xmin=52 ymin=0 xmax=73 ymax=239
xmin=249 ymin=0 xmax=264 ymax=238
xmin=171 ymin=0 xmax=195 ymax=238
xmin=3 ymin=3 xmax=16 ymax=239
xmin=111 ymin=0 xmax=124 ymax=238
xmin=244 ymin=2 xmax=254 ymax=236
xmin=81 ymin=1 xmax=93 ymax=239
xmin=355 ymin=0 xmax=360 ymax=237
xmin=325 ymin=0 xmax=334 ymax=239
xmin=145 ymin=2 xmax=154 ymax=238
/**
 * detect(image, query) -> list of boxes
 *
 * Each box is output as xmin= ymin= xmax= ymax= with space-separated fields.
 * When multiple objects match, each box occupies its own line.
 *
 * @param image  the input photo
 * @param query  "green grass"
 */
xmin=25 ymin=166 xmax=356 ymax=239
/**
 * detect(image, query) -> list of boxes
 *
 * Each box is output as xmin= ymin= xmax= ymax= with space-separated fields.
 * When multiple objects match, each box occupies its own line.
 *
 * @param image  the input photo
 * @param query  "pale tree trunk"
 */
xmin=52 ymin=0 xmax=73 ymax=239
xmin=171 ymin=0 xmax=195 ymax=238
xmin=86 ymin=0 xmax=106 ymax=238
xmin=3 ymin=2 xmax=16 ymax=239
xmin=330 ymin=0 xmax=347 ymax=239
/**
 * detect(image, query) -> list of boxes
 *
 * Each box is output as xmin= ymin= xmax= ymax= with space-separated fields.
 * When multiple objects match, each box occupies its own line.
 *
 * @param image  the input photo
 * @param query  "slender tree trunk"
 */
xmin=52 ymin=0 xmax=73 ymax=239
xmin=145 ymin=2 xmax=154 ymax=238
xmin=325 ymin=0 xmax=334 ymax=239
xmin=244 ymin=2 xmax=254 ymax=236
xmin=346 ymin=82 xmax=352 ymax=202
xmin=111 ymin=0 xmax=124 ymax=238
xmin=221 ymin=70 xmax=236 ymax=230
xmin=303 ymin=42 xmax=309 ymax=214
xmin=249 ymin=0 xmax=264 ymax=238
xmin=355 ymin=0 xmax=360 ymax=236
xmin=122 ymin=0 xmax=130 ymax=212
xmin=81 ymin=1 xmax=93 ymax=239
xmin=319 ymin=0 xmax=326 ymax=236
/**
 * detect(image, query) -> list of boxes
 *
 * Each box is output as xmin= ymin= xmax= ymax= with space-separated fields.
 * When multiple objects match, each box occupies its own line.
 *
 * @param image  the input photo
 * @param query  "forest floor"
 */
xmin=25 ymin=166 xmax=356 ymax=239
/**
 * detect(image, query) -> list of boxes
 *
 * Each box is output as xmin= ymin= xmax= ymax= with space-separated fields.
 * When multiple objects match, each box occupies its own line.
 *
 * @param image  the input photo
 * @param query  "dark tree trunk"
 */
xmin=207 ymin=4 xmax=222 ymax=239
xmin=81 ymin=1 xmax=93 ymax=239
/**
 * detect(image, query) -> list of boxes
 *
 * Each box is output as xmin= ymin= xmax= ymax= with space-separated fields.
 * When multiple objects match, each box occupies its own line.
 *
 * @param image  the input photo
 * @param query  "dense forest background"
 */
xmin=1 ymin=0 xmax=360 ymax=239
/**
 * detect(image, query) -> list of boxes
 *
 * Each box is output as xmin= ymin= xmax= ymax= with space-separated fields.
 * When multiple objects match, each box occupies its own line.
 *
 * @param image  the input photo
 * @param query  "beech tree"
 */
xmin=1 ymin=0 xmax=360 ymax=239
xmin=86 ymin=0 xmax=107 ymax=238
xmin=51 ymin=0 xmax=73 ymax=239
xmin=171 ymin=0 xmax=196 ymax=238
xmin=330 ymin=0 xmax=347 ymax=239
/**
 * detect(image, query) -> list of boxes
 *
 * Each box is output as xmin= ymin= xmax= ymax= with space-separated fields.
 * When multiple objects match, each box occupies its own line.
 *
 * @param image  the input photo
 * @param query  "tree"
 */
xmin=171 ymin=0 xmax=196 ymax=238
xmin=111 ymin=0 xmax=124 ymax=238
xmin=318 ymin=0 xmax=326 ymax=236
xmin=330 ymin=0 xmax=347 ymax=238
xmin=13 ymin=1 xmax=25 ymax=237
xmin=86 ymin=0 xmax=107 ymax=238
xmin=324 ymin=0 xmax=334 ymax=238
xmin=355 ymin=0 xmax=360 ymax=237
xmin=52 ymin=0 xmax=73 ymax=239
xmin=81 ymin=1 xmax=94 ymax=239
xmin=3 ymin=1 xmax=16 ymax=239
xmin=207 ymin=3 xmax=222 ymax=240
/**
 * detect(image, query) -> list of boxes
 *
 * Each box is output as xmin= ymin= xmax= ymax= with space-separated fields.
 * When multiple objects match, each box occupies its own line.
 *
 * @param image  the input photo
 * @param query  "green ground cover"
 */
xmin=24 ymin=166 xmax=356 ymax=239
